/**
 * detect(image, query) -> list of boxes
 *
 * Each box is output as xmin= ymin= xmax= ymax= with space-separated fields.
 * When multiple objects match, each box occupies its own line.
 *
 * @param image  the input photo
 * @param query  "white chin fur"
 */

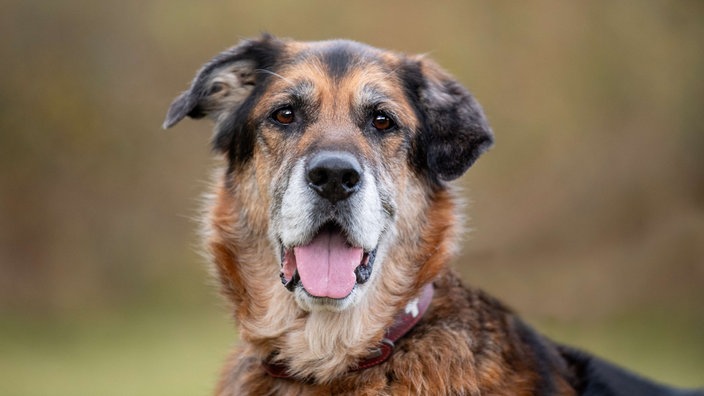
xmin=293 ymin=285 xmax=363 ymax=312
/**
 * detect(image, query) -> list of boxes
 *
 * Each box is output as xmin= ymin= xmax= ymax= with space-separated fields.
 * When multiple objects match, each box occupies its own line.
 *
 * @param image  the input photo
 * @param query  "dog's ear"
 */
xmin=404 ymin=57 xmax=494 ymax=182
xmin=163 ymin=35 xmax=283 ymax=130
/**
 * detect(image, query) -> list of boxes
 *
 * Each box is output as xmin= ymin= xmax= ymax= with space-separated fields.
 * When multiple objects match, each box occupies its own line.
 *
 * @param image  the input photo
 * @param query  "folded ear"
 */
xmin=163 ymin=35 xmax=283 ymax=129
xmin=405 ymin=57 xmax=494 ymax=182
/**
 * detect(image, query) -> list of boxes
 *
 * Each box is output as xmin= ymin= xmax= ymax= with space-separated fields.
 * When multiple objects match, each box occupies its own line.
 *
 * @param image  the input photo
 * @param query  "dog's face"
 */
xmin=165 ymin=35 xmax=492 ymax=313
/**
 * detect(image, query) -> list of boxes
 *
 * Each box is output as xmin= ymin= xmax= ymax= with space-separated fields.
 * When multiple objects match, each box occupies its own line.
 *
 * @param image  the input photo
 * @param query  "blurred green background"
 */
xmin=1 ymin=1 xmax=703 ymax=395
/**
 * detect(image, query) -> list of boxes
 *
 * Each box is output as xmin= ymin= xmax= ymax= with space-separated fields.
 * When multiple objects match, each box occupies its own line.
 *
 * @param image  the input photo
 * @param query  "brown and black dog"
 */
xmin=164 ymin=35 xmax=702 ymax=395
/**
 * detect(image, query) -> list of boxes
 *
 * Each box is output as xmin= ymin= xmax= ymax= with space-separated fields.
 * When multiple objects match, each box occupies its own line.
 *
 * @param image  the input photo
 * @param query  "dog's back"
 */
xmin=558 ymin=346 xmax=702 ymax=396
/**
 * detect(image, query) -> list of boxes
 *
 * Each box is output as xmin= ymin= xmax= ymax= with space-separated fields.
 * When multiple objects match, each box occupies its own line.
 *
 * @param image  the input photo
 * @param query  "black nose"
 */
xmin=305 ymin=151 xmax=362 ymax=203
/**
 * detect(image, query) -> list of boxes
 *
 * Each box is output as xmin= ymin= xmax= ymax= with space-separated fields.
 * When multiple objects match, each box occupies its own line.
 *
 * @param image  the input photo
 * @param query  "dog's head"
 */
xmin=165 ymin=35 xmax=492 ymax=313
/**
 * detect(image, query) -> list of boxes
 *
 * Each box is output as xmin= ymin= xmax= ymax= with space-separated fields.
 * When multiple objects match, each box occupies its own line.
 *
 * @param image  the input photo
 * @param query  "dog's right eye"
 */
xmin=371 ymin=111 xmax=396 ymax=131
xmin=271 ymin=107 xmax=295 ymax=125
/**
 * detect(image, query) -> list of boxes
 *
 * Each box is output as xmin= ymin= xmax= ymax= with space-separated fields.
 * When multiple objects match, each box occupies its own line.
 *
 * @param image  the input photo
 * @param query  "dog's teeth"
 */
xmin=283 ymin=270 xmax=300 ymax=292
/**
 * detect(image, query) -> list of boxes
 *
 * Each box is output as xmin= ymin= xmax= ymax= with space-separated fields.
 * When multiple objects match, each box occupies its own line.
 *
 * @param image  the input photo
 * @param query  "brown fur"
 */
xmin=166 ymin=36 xmax=579 ymax=395
xmin=209 ymin=187 xmax=575 ymax=395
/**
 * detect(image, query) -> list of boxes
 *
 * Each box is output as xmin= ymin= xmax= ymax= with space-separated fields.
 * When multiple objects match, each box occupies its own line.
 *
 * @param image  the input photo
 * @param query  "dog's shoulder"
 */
xmin=389 ymin=272 xmax=577 ymax=395
xmin=412 ymin=273 xmax=704 ymax=395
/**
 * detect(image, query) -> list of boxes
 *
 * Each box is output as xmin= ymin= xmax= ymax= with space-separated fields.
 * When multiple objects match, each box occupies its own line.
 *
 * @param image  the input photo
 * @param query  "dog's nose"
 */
xmin=305 ymin=151 xmax=362 ymax=204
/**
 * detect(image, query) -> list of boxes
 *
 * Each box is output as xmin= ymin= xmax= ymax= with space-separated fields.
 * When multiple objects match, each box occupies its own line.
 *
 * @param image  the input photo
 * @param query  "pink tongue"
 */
xmin=294 ymin=231 xmax=363 ymax=299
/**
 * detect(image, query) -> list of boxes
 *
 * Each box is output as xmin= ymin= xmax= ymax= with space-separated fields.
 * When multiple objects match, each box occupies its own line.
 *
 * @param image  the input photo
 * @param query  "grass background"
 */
xmin=1 ymin=1 xmax=702 ymax=394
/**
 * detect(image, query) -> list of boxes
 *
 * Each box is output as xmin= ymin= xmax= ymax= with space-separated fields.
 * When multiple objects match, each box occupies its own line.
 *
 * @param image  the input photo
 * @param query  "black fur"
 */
xmin=514 ymin=319 xmax=573 ymax=396
xmin=559 ymin=346 xmax=704 ymax=396
xmin=401 ymin=59 xmax=494 ymax=182
xmin=216 ymin=94 xmax=258 ymax=170
xmin=319 ymin=42 xmax=357 ymax=82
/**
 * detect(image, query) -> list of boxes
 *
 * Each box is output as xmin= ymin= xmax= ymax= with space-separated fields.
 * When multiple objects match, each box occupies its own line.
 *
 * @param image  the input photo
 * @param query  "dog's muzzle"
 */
xmin=279 ymin=151 xmax=377 ymax=299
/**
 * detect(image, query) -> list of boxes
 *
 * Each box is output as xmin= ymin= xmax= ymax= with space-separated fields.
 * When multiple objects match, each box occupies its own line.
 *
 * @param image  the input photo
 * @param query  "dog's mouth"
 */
xmin=280 ymin=222 xmax=376 ymax=299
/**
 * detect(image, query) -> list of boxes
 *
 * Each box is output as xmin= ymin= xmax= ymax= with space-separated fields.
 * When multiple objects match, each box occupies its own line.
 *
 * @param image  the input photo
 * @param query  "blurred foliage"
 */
xmin=0 ymin=0 xmax=703 ymax=394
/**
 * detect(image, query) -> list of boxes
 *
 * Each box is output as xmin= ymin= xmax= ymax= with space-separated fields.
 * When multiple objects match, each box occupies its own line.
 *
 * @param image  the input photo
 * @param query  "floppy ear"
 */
xmin=163 ymin=35 xmax=283 ymax=130
xmin=406 ymin=57 xmax=494 ymax=181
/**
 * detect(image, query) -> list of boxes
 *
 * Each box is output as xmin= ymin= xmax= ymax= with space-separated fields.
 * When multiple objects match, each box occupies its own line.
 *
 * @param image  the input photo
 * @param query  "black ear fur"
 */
xmin=162 ymin=34 xmax=283 ymax=130
xmin=405 ymin=58 xmax=494 ymax=182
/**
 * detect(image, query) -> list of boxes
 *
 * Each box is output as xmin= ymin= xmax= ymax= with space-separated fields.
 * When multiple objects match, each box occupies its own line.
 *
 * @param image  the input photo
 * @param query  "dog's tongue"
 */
xmin=294 ymin=230 xmax=363 ymax=299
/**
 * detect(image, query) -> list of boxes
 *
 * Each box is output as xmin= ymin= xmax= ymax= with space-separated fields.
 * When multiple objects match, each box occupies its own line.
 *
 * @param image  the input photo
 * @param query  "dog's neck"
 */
xmin=263 ymin=282 xmax=435 ymax=380
xmin=205 ymin=171 xmax=460 ymax=382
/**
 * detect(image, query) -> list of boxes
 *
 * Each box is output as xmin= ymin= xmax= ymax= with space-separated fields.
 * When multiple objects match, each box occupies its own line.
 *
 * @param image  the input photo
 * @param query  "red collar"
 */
xmin=263 ymin=283 xmax=435 ymax=380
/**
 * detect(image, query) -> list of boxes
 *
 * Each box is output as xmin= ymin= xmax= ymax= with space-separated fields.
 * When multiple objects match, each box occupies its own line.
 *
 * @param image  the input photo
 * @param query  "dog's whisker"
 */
xmin=256 ymin=68 xmax=293 ymax=85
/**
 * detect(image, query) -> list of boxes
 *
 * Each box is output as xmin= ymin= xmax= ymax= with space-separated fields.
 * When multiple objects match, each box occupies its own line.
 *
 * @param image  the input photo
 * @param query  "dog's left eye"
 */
xmin=271 ymin=106 xmax=295 ymax=125
xmin=372 ymin=111 xmax=396 ymax=131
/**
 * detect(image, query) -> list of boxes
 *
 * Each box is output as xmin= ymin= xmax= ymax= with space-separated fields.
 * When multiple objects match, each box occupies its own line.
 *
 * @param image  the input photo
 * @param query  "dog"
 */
xmin=164 ymin=35 xmax=703 ymax=395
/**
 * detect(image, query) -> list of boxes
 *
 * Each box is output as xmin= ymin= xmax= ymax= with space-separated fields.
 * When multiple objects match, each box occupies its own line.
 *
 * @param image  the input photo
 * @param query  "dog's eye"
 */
xmin=272 ymin=107 xmax=295 ymax=125
xmin=372 ymin=111 xmax=395 ymax=131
